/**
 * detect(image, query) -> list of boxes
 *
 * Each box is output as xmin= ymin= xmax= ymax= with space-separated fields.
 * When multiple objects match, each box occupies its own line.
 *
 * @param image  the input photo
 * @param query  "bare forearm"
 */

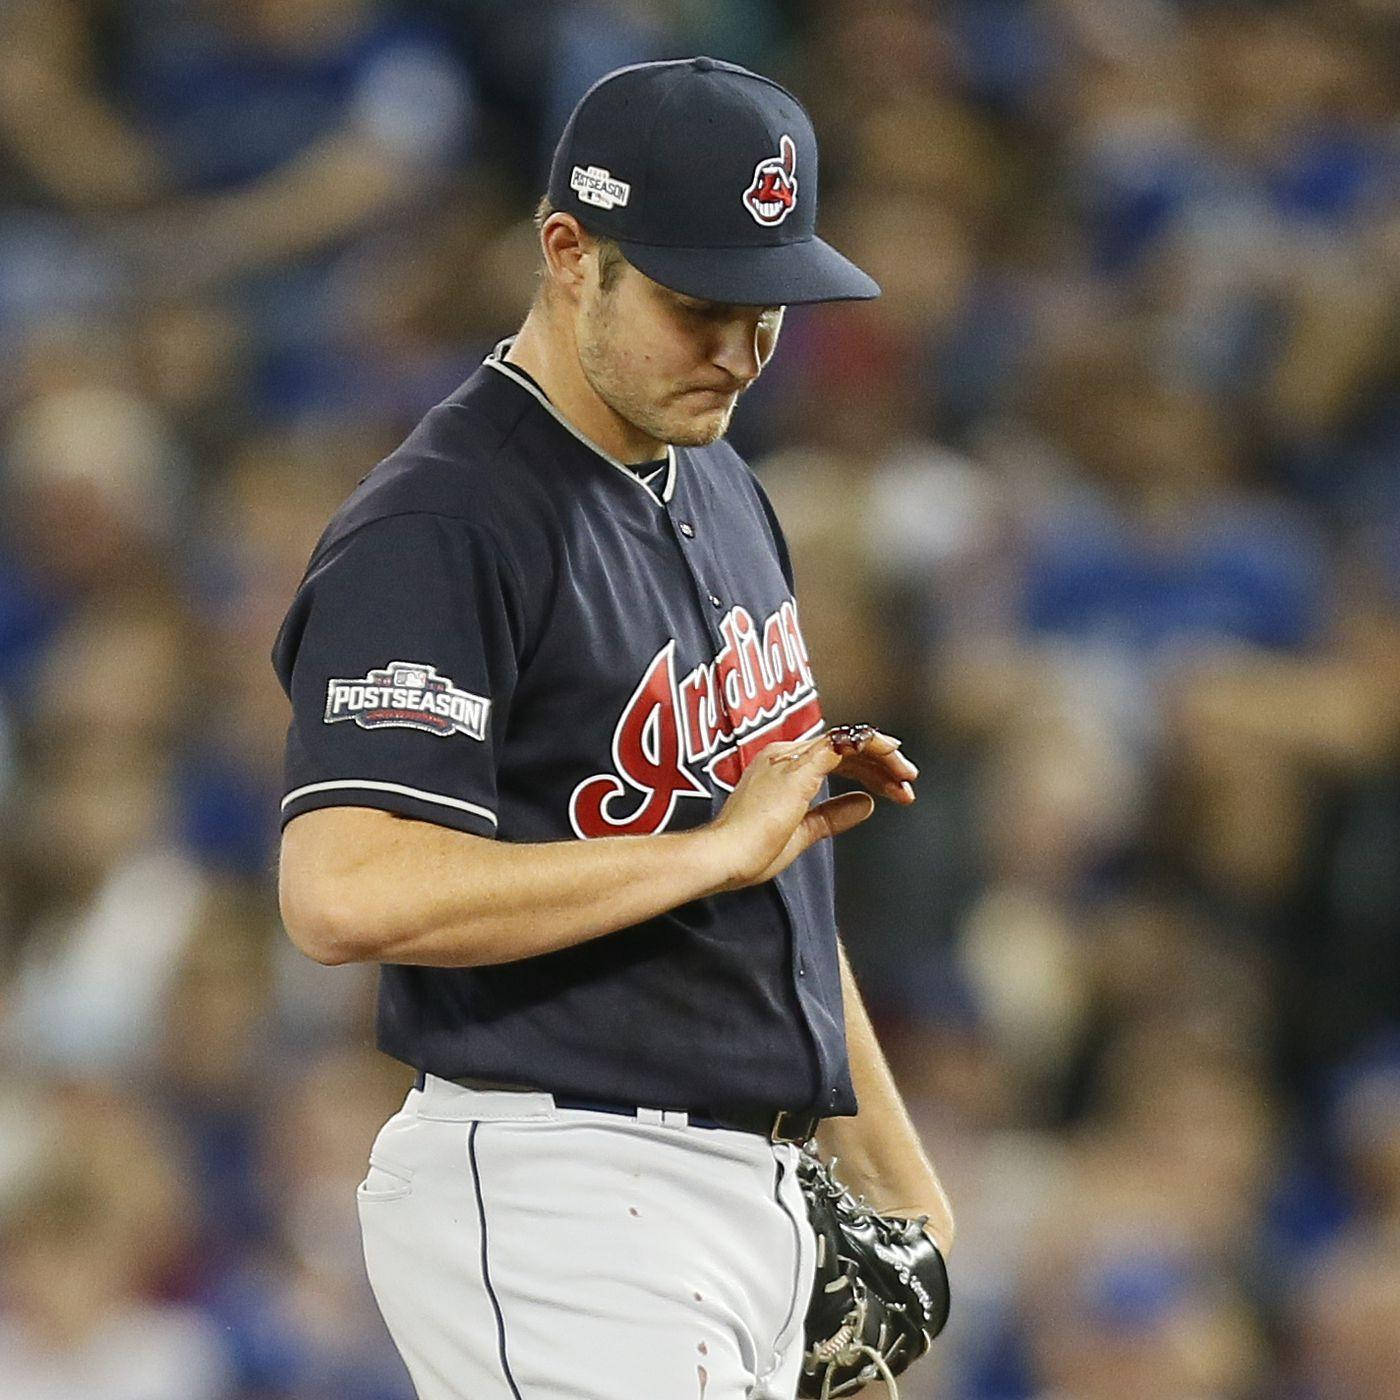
xmin=280 ymin=733 xmax=886 ymax=970
xmin=816 ymin=944 xmax=955 ymax=1252
xmin=281 ymin=808 xmax=732 ymax=967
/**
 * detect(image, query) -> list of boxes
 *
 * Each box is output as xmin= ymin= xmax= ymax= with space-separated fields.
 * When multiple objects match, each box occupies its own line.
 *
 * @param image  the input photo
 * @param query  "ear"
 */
xmin=539 ymin=213 xmax=592 ymax=302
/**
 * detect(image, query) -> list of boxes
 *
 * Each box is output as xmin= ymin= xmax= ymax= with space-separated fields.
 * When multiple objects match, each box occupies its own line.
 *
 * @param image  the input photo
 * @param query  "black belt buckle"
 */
xmin=770 ymin=1110 xmax=818 ymax=1144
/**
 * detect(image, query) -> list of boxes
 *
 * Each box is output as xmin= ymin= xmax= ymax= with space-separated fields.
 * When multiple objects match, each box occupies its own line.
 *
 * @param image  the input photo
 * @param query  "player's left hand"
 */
xmin=797 ymin=1148 xmax=950 ymax=1399
xmin=826 ymin=724 xmax=917 ymax=805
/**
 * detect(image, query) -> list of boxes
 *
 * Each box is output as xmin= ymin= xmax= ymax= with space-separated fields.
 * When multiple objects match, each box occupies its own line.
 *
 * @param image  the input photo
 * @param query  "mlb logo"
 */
xmin=393 ymin=665 xmax=428 ymax=688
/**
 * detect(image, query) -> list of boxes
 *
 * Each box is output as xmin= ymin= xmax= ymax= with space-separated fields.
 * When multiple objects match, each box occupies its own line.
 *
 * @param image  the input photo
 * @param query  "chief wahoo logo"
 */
xmin=743 ymin=134 xmax=798 ymax=226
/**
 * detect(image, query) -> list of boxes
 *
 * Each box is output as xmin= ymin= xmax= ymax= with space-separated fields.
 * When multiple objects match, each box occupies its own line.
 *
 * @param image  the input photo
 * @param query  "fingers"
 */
xmin=826 ymin=725 xmax=919 ymax=802
xmin=865 ymin=742 xmax=918 ymax=799
xmin=877 ymin=738 xmax=919 ymax=782
xmin=854 ymin=729 xmax=917 ymax=773
xmin=804 ymin=791 xmax=876 ymax=844
xmin=766 ymin=732 xmax=844 ymax=773
xmin=715 ymin=736 xmax=866 ymax=889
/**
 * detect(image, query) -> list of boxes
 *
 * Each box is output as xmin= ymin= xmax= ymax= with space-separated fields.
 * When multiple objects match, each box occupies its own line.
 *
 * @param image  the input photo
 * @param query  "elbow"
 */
xmin=291 ymin=923 xmax=361 ymax=967
xmin=931 ymin=1198 xmax=957 ymax=1257
xmin=279 ymin=881 xmax=378 ymax=967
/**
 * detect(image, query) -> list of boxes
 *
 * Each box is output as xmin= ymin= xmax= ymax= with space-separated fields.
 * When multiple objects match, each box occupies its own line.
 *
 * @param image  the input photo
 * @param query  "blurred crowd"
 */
xmin=0 ymin=1 xmax=1396 ymax=1397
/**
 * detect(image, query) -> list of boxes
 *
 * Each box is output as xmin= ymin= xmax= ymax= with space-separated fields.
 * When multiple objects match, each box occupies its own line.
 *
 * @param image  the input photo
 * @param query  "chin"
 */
xmin=663 ymin=408 xmax=733 ymax=448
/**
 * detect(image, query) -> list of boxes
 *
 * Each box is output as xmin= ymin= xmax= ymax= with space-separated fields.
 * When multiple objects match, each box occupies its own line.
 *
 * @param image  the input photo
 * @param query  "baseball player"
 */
xmin=275 ymin=57 xmax=953 ymax=1400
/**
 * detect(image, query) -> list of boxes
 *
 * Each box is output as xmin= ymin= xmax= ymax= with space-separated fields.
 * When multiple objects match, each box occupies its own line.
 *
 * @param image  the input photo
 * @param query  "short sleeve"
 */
xmin=272 ymin=512 xmax=521 ymax=836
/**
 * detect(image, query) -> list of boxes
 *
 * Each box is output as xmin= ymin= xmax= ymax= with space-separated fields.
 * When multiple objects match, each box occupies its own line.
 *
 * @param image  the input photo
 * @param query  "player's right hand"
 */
xmin=705 ymin=734 xmax=876 ymax=891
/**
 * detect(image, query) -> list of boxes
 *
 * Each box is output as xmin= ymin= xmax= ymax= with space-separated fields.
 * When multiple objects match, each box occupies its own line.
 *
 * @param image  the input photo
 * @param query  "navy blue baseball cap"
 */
xmin=546 ymin=57 xmax=880 ymax=306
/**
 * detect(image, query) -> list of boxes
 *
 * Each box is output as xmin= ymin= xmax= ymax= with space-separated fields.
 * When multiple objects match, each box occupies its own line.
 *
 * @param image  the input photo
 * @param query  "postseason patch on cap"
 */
xmin=324 ymin=662 xmax=490 ymax=740
xmin=570 ymin=164 xmax=631 ymax=209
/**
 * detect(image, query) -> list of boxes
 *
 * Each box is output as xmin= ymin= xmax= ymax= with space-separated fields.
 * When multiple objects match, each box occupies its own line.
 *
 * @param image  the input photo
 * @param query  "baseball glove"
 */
xmin=797 ymin=1149 xmax=950 ymax=1399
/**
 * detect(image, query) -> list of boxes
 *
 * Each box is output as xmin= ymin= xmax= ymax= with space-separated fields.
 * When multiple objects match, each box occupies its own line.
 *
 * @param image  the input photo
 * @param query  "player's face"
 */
xmin=575 ymin=259 xmax=784 ymax=451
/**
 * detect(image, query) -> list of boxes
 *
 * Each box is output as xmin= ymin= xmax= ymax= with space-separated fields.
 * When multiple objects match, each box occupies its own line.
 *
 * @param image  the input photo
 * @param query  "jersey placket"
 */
xmin=660 ymin=471 xmax=730 ymax=678
xmin=662 ymin=458 xmax=838 ymax=1114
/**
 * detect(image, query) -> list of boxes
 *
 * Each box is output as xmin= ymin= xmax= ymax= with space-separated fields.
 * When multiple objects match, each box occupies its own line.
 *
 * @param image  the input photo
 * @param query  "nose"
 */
xmin=709 ymin=311 xmax=766 ymax=386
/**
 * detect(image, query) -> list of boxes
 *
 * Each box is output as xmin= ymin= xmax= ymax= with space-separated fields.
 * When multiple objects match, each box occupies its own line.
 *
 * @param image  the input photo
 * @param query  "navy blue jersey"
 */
xmin=273 ymin=344 xmax=855 ymax=1118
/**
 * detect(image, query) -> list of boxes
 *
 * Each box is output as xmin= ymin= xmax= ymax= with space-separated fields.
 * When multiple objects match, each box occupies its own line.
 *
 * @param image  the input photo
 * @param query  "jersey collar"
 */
xmin=485 ymin=338 xmax=678 ymax=505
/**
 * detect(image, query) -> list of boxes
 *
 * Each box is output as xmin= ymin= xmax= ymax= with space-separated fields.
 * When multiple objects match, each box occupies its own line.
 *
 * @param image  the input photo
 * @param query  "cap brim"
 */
xmin=615 ymin=234 xmax=880 ymax=306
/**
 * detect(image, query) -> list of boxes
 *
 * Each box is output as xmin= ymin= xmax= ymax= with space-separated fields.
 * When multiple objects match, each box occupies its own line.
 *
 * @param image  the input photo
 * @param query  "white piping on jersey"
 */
xmin=281 ymin=779 xmax=498 ymax=828
xmin=484 ymin=339 xmax=678 ymax=505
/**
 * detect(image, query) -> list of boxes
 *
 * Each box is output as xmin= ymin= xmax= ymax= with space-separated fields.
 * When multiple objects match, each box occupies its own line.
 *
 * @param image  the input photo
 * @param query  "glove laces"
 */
xmin=814 ymin=1338 xmax=899 ymax=1400
xmin=809 ymin=1300 xmax=903 ymax=1400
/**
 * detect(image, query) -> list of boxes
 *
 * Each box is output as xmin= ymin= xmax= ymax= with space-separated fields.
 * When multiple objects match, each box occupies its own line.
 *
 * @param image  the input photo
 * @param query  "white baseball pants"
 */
xmin=358 ymin=1075 xmax=818 ymax=1400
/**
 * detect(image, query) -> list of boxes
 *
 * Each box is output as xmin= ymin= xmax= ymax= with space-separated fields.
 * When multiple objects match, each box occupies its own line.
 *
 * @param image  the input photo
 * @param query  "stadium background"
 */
xmin=0 ymin=1 xmax=1397 ymax=1396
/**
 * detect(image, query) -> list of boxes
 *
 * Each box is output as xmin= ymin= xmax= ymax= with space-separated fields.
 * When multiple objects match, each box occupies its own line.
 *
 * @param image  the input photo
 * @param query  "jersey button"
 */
xmin=708 ymin=593 xmax=722 ymax=609
xmin=678 ymin=521 xmax=695 ymax=538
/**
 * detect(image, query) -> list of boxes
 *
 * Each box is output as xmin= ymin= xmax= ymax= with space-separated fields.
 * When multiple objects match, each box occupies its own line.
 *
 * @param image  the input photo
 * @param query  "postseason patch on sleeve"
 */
xmin=324 ymin=662 xmax=490 ymax=740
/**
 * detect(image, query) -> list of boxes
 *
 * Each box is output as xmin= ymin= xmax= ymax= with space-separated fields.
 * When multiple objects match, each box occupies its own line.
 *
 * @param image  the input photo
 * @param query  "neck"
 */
xmin=505 ymin=303 xmax=664 ymax=464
